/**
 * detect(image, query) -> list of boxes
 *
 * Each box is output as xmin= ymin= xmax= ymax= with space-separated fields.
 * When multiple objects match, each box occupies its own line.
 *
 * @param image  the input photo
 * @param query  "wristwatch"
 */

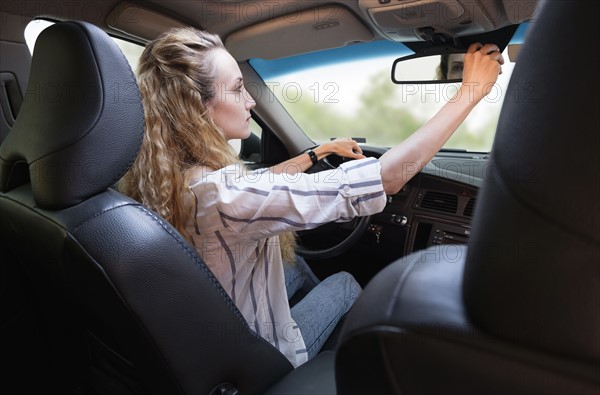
xmin=307 ymin=149 xmax=318 ymax=166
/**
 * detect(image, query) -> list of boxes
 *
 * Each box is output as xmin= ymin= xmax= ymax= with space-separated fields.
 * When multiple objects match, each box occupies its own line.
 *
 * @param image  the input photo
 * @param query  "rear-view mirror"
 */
xmin=392 ymin=51 xmax=466 ymax=84
xmin=392 ymin=44 xmax=520 ymax=84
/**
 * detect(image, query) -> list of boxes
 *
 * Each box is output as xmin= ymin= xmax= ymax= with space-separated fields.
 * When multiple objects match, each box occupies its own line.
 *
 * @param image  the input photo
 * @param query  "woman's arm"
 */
xmin=379 ymin=42 xmax=504 ymax=195
xmin=269 ymin=42 xmax=502 ymax=188
xmin=269 ymin=137 xmax=365 ymax=174
xmin=189 ymin=158 xmax=385 ymax=241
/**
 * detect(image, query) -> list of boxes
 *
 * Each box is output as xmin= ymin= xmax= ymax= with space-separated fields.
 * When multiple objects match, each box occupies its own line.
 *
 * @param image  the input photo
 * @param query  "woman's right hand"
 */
xmin=319 ymin=137 xmax=366 ymax=160
xmin=461 ymin=42 xmax=505 ymax=102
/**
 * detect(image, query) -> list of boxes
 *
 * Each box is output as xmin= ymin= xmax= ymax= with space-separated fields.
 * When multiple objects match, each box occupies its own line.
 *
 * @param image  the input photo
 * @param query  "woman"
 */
xmin=122 ymin=28 xmax=503 ymax=367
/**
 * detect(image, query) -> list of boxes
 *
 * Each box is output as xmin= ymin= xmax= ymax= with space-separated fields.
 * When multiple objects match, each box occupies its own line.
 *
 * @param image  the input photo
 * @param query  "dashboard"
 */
xmin=247 ymin=139 xmax=488 ymax=284
xmin=375 ymin=171 xmax=477 ymax=253
xmin=312 ymin=149 xmax=486 ymax=284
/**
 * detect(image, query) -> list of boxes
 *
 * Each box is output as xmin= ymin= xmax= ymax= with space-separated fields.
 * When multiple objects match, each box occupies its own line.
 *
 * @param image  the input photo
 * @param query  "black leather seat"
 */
xmin=335 ymin=1 xmax=600 ymax=394
xmin=0 ymin=21 xmax=336 ymax=395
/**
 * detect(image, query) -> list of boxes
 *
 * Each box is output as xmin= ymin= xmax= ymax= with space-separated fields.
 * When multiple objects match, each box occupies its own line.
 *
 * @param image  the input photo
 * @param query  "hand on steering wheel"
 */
xmin=296 ymin=152 xmax=372 ymax=260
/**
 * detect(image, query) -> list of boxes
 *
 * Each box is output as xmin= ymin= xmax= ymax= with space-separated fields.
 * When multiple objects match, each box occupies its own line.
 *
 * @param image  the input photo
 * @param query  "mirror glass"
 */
xmin=507 ymin=43 xmax=522 ymax=62
xmin=392 ymin=52 xmax=466 ymax=84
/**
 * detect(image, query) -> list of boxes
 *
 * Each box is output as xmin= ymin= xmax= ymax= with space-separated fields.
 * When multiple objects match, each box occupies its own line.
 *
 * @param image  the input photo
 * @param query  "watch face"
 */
xmin=308 ymin=150 xmax=318 ymax=165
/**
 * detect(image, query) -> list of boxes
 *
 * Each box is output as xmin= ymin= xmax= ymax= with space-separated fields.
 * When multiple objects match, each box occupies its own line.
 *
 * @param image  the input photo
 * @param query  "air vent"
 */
xmin=420 ymin=191 xmax=458 ymax=214
xmin=463 ymin=198 xmax=477 ymax=217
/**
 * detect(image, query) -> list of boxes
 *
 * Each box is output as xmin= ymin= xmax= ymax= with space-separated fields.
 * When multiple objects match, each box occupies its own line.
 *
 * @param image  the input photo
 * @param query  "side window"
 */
xmin=237 ymin=118 xmax=263 ymax=164
xmin=249 ymin=118 xmax=262 ymax=141
xmin=25 ymin=19 xmax=144 ymax=71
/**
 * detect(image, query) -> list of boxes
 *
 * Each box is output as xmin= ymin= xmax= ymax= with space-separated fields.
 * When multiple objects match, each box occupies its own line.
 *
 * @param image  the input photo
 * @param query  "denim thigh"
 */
xmin=290 ymin=271 xmax=361 ymax=359
xmin=283 ymin=255 xmax=320 ymax=300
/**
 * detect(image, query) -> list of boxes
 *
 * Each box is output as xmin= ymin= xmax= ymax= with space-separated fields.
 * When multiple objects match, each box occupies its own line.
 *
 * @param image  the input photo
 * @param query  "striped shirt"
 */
xmin=186 ymin=157 xmax=386 ymax=367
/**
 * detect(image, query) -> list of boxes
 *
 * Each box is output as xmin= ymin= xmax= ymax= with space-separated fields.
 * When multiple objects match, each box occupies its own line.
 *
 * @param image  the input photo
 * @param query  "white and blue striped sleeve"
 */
xmin=189 ymin=157 xmax=386 ymax=241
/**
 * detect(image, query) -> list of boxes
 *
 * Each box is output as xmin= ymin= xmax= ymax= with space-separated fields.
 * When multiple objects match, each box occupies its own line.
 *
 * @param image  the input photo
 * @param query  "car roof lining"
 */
xmin=0 ymin=1 xmax=540 ymax=62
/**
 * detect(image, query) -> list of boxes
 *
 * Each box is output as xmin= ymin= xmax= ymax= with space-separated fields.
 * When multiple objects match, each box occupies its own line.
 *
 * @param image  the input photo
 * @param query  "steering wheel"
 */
xmin=295 ymin=155 xmax=372 ymax=260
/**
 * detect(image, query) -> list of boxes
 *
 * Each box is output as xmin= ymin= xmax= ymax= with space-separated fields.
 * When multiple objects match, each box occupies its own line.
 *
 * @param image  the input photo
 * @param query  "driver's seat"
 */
xmin=0 ymin=21 xmax=334 ymax=395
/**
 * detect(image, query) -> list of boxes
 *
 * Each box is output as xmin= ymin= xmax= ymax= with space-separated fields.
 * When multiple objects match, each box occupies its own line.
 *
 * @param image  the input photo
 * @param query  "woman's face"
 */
xmin=208 ymin=49 xmax=256 ymax=140
xmin=447 ymin=53 xmax=465 ymax=80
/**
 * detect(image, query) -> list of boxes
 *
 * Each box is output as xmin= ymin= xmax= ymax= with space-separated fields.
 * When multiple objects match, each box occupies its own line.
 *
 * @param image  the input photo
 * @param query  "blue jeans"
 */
xmin=284 ymin=257 xmax=362 ymax=359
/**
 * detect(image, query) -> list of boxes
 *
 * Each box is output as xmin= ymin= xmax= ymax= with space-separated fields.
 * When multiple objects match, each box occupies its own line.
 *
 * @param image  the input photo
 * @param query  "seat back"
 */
xmin=336 ymin=1 xmax=599 ymax=393
xmin=0 ymin=21 xmax=291 ymax=395
xmin=462 ymin=0 xmax=600 ymax=361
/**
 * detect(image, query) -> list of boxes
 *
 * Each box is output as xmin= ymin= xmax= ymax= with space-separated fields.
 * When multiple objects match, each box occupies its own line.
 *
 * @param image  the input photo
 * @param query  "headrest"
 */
xmin=0 ymin=21 xmax=143 ymax=209
xmin=464 ymin=1 xmax=600 ymax=360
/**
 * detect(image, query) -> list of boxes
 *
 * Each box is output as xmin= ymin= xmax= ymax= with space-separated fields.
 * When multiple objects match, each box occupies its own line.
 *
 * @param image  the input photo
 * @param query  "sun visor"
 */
xmin=226 ymin=5 xmax=374 ymax=61
xmin=106 ymin=2 xmax=187 ymax=42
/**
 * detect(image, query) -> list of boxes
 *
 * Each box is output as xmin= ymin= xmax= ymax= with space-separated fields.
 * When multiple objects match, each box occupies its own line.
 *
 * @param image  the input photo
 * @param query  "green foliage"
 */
xmin=278 ymin=94 xmax=353 ymax=143
xmin=353 ymin=72 xmax=422 ymax=146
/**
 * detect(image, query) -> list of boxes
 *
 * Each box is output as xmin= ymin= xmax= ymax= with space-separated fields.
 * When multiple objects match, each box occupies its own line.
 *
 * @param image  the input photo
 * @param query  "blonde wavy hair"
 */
xmin=121 ymin=27 xmax=297 ymax=263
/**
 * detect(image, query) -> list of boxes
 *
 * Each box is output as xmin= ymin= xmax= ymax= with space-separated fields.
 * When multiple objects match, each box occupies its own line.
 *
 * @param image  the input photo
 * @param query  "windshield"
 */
xmin=251 ymin=24 xmax=528 ymax=153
